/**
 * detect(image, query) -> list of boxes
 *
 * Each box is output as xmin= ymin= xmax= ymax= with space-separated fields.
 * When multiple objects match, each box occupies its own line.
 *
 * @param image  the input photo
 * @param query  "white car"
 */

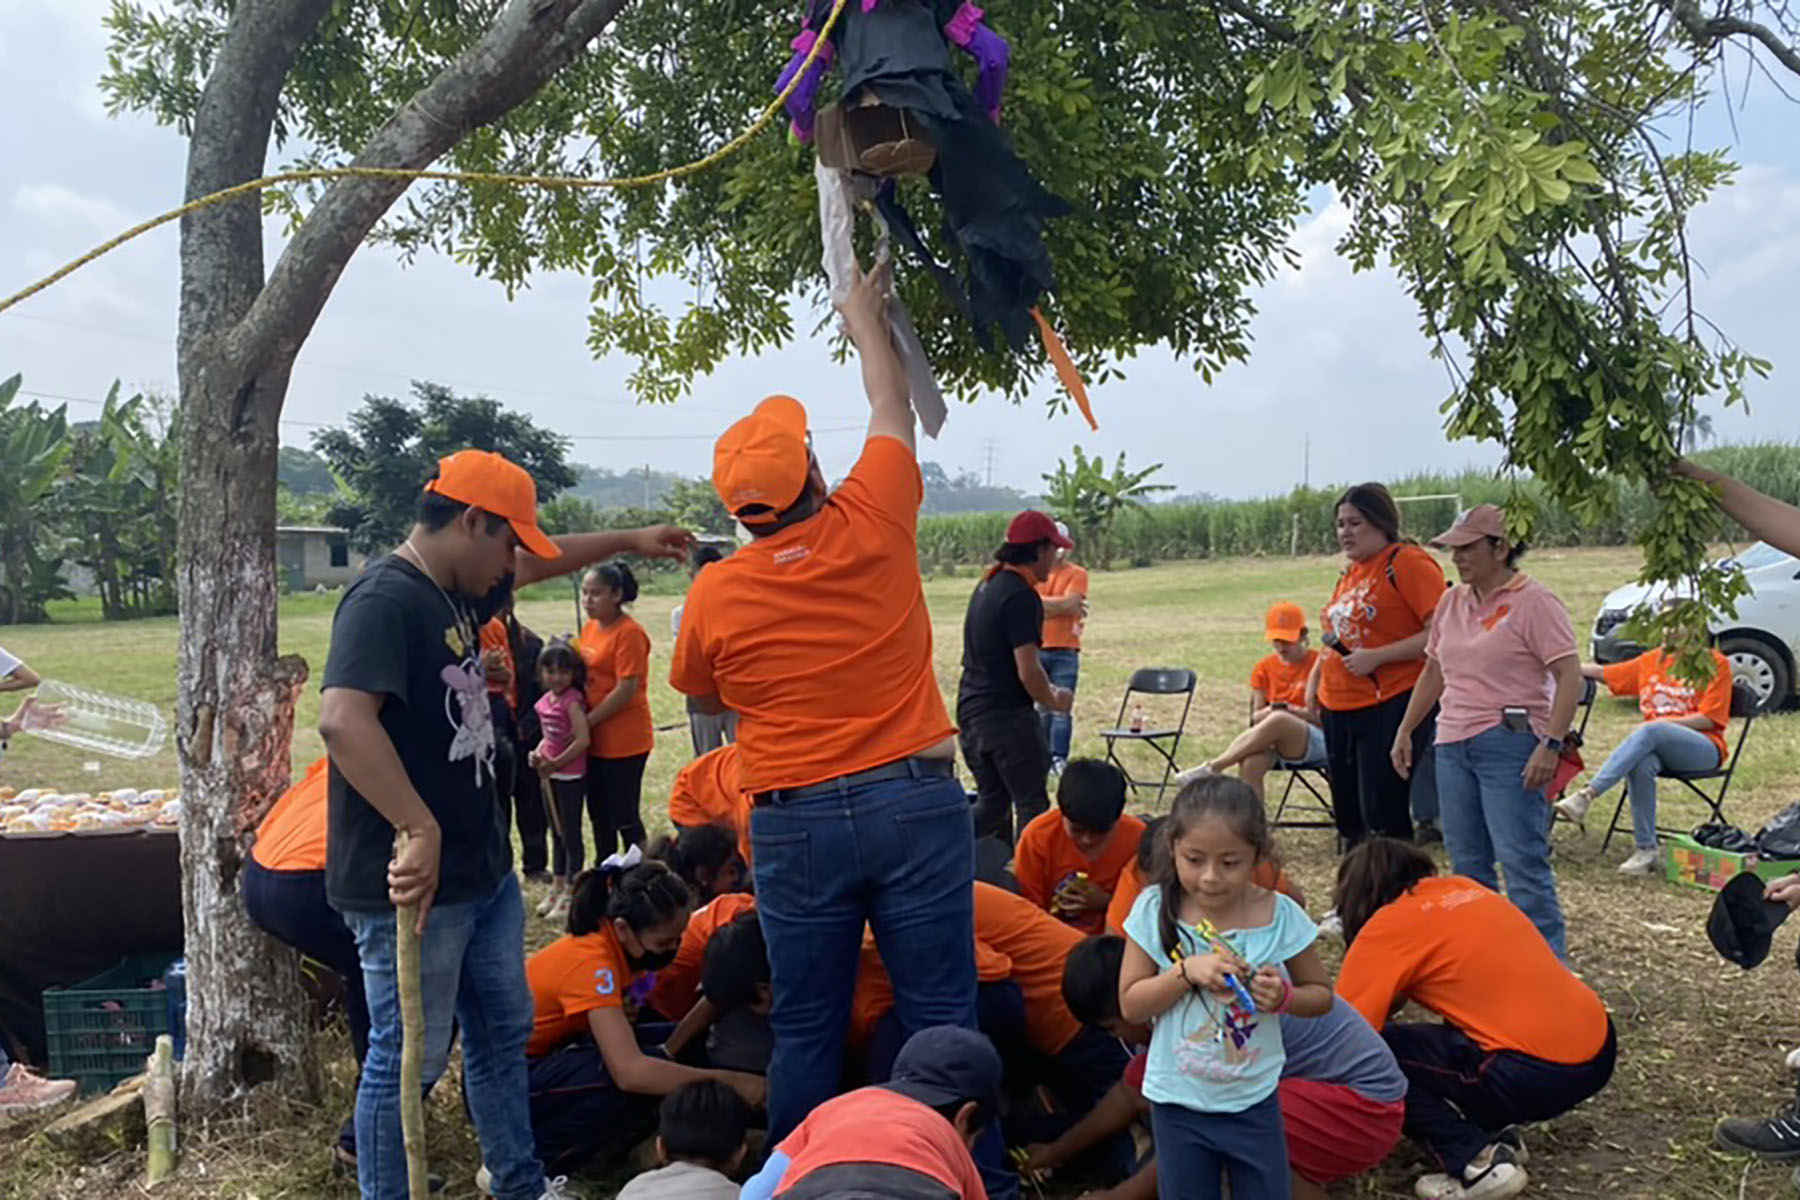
xmin=1589 ymin=541 xmax=1800 ymax=712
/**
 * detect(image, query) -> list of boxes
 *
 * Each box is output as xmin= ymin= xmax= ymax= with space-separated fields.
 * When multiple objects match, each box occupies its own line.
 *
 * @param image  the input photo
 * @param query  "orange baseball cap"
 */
xmin=1265 ymin=601 xmax=1307 ymax=643
xmin=424 ymin=449 xmax=560 ymax=559
xmin=713 ymin=395 xmax=810 ymax=525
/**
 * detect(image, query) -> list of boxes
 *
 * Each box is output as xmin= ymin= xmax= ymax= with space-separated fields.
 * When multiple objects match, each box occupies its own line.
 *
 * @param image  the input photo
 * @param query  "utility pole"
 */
xmin=1302 ymin=434 xmax=1310 ymax=489
xmin=643 ymin=462 xmax=651 ymax=509
xmin=983 ymin=439 xmax=997 ymax=487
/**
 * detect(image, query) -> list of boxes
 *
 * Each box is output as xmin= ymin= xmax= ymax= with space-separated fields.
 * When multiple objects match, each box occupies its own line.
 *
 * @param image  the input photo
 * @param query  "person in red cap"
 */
xmin=958 ymin=510 xmax=1074 ymax=844
xmin=669 ymin=260 xmax=979 ymax=1151
xmin=319 ymin=448 xmax=691 ymax=1200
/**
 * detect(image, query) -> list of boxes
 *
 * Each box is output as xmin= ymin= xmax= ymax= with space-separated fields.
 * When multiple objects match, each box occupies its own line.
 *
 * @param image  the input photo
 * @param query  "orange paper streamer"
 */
xmin=1029 ymin=306 xmax=1097 ymax=431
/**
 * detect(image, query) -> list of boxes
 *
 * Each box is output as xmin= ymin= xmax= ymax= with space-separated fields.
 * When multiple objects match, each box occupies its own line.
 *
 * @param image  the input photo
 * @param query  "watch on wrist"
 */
xmin=1542 ymin=735 xmax=1566 ymax=753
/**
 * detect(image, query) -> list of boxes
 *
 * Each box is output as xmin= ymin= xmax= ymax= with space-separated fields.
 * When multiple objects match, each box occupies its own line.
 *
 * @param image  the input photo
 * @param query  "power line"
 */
xmin=4 ymin=310 xmax=752 ymax=416
xmin=13 ymin=387 xmax=864 ymax=443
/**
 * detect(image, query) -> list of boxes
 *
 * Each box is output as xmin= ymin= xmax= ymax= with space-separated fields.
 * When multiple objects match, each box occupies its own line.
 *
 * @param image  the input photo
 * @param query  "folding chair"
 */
xmin=1601 ymin=680 xmax=1761 ymax=851
xmin=1249 ymin=695 xmax=1334 ymax=829
xmin=1547 ymin=678 xmax=1601 ymax=828
xmin=1101 ymin=668 xmax=1196 ymax=802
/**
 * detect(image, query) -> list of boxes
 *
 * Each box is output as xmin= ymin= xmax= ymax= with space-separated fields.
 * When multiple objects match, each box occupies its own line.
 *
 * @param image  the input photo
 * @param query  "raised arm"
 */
xmin=1677 ymin=460 xmax=1800 ymax=560
xmin=836 ymin=256 xmax=914 ymax=452
xmin=514 ymin=526 xmax=693 ymax=589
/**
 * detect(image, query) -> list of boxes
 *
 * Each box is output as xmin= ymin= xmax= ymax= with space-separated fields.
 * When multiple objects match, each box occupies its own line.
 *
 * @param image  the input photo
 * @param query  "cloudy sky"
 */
xmin=1 ymin=2 xmax=1795 ymax=498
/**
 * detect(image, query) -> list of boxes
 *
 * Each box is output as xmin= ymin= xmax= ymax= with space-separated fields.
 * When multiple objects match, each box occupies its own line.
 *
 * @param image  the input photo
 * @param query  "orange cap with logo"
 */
xmin=424 ymin=450 xmax=560 ymax=559
xmin=1264 ymin=601 xmax=1308 ymax=643
xmin=713 ymin=395 xmax=810 ymax=525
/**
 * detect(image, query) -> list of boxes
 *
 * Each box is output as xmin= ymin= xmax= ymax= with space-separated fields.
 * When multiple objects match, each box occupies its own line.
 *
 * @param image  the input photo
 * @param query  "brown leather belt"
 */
xmin=753 ymin=756 xmax=957 ymax=807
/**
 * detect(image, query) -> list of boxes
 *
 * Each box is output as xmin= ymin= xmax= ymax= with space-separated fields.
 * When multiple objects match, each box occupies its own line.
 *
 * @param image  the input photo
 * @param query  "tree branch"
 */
xmin=231 ymin=0 xmax=631 ymax=376
xmin=179 ymin=0 xmax=336 ymax=368
xmin=1663 ymin=0 xmax=1800 ymax=79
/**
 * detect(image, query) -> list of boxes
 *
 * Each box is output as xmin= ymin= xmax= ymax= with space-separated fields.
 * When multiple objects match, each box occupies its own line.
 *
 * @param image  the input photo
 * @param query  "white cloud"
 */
xmin=14 ymin=182 xmax=132 ymax=232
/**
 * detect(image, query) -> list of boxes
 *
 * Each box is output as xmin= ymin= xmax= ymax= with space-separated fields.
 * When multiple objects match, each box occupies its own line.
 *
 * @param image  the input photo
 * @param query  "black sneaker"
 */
xmin=1716 ymin=1102 xmax=1800 ymax=1161
xmin=1416 ymin=821 xmax=1445 ymax=847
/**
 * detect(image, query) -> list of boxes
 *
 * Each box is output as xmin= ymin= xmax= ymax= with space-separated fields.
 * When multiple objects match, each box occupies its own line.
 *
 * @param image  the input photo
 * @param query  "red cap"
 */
xmin=1006 ymin=510 xmax=1074 ymax=548
xmin=424 ymin=450 xmax=559 ymax=559
xmin=713 ymin=396 xmax=811 ymax=525
xmin=1431 ymin=504 xmax=1507 ymax=548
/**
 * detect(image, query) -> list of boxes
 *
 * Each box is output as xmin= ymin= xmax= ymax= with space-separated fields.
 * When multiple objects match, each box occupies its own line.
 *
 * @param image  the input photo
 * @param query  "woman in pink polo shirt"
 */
xmin=1390 ymin=506 xmax=1584 ymax=957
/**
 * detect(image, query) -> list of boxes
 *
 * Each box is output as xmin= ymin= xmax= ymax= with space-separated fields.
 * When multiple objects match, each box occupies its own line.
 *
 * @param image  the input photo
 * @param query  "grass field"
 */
xmin=5 ymin=546 xmax=1800 ymax=1199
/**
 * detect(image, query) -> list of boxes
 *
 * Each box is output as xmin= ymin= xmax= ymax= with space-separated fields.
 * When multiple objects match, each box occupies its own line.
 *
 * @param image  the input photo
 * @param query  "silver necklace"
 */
xmin=402 ymin=538 xmax=478 ymax=658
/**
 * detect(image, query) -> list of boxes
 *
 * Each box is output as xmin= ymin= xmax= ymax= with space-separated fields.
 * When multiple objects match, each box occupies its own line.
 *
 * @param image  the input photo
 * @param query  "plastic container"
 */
xmin=21 ymin=679 xmax=167 ymax=760
xmin=44 ymin=951 xmax=179 ymax=1094
xmin=163 ymin=958 xmax=187 ymax=1060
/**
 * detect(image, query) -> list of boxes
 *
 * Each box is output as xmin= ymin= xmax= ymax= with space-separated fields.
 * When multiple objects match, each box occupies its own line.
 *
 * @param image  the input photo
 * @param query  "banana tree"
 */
xmin=0 ymin=374 xmax=73 ymax=624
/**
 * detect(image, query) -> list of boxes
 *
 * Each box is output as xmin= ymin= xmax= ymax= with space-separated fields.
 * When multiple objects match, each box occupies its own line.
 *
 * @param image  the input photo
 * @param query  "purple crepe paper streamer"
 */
xmin=776 ymin=29 xmax=835 ymax=142
xmin=943 ymin=4 xmax=1010 ymax=122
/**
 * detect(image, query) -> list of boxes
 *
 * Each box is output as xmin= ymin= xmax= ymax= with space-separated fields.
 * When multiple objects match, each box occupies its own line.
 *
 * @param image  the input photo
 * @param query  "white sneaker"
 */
xmin=1318 ymin=909 xmax=1344 ymax=939
xmin=1415 ymin=1145 xmax=1528 ymax=1199
xmin=540 ymin=1177 xmax=585 ymax=1200
xmin=547 ymin=895 xmax=570 ymax=923
xmin=1554 ymin=786 xmax=1595 ymax=825
xmin=1173 ymin=763 xmax=1217 ymax=788
xmin=535 ymin=888 xmax=561 ymax=918
xmin=0 ymin=1063 xmax=77 ymax=1114
xmin=1618 ymin=847 xmax=1659 ymax=875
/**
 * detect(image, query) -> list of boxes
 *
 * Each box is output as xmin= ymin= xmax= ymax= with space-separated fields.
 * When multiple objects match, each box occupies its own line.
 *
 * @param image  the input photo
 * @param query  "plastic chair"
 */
xmin=1101 ymin=668 xmax=1197 ymax=802
xmin=1601 ymin=680 xmax=1761 ymax=851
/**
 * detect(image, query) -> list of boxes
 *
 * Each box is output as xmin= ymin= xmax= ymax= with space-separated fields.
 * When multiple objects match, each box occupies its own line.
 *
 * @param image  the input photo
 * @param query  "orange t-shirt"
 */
xmin=1013 ymin=810 xmax=1145 ymax=935
xmin=1104 ymin=856 xmax=1301 ymax=936
xmin=1318 ymin=543 xmax=1446 ymax=711
xmin=1337 ymin=875 xmax=1610 ymax=1064
xmin=480 ymin=618 xmax=518 ymax=711
xmin=1038 ymin=562 xmax=1090 ymax=651
xmin=1249 ymin=650 xmax=1317 ymax=708
xmin=580 ymin=615 xmax=655 ymax=759
xmin=1602 ymin=648 xmax=1733 ymax=763
xmin=971 ymin=881 xmax=1086 ymax=1055
xmin=648 ymin=892 xmax=756 ymax=1021
xmin=669 ymin=436 xmax=955 ymax=793
xmin=770 ymin=1086 xmax=986 ymax=1200
xmin=252 ymin=756 xmax=329 ymax=872
xmin=526 ymin=925 xmax=639 ymax=1058
xmin=668 ymin=745 xmax=745 ymax=830
xmin=850 ymin=927 xmax=1014 ymax=1047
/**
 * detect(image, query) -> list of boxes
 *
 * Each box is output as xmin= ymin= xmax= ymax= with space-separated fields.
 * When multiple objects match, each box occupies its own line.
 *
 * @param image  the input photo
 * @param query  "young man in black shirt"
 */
xmin=957 ymin=511 xmax=1073 ymax=844
xmin=319 ymin=449 xmax=690 ymax=1200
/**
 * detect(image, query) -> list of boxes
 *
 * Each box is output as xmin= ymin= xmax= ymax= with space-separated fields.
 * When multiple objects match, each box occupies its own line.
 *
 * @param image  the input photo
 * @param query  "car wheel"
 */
xmin=1720 ymin=635 xmax=1790 ymax=714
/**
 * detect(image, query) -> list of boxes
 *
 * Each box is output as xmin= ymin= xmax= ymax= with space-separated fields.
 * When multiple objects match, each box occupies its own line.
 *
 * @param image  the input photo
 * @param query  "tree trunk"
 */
xmin=174 ymin=352 xmax=315 ymax=1107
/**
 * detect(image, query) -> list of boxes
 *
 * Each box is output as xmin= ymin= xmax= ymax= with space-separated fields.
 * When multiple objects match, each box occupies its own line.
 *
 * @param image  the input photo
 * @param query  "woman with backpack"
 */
xmin=1309 ymin=484 xmax=1446 ymax=848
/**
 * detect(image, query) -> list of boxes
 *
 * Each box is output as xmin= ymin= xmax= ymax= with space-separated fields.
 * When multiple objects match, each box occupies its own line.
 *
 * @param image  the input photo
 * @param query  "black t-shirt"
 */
xmin=956 ymin=567 xmax=1043 ymax=724
xmin=323 ymin=555 xmax=513 ymax=912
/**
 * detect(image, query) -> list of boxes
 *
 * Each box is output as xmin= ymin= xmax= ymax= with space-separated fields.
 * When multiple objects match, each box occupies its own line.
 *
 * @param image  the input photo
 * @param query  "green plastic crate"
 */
xmin=1663 ymin=834 xmax=1800 ymax=893
xmin=44 ymin=952 xmax=178 ymax=1095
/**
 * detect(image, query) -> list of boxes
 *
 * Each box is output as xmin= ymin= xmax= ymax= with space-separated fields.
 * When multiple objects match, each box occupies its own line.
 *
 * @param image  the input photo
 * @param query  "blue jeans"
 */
xmin=751 ymin=771 xmax=978 ymax=1145
xmin=340 ymin=874 xmax=542 ymax=1200
xmin=1590 ymin=720 xmax=1721 ymax=850
xmin=1436 ymin=727 xmax=1567 ymax=958
xmin=1150 ymin=1093 xmax=1290 ymax=1200
xmin=1040 ymin=649 xmax=1081 ymax=762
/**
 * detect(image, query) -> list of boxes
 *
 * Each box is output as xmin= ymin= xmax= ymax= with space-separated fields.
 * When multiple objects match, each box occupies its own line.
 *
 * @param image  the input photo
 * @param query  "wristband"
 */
xmin=1272 ymin=974 xmax=1293 ymax=1013
xmin=1177 ymin=957 xmax=1197 ymax=990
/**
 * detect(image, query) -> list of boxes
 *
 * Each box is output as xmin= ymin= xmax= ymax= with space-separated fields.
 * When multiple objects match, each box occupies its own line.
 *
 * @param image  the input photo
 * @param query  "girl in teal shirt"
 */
xmin=1119 ymin=777 xmax=1333 ymax=1200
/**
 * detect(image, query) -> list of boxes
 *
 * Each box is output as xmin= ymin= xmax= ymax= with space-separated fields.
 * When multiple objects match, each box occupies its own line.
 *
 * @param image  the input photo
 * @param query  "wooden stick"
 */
xmin=144 ymin=1034 xmax=177 ymax=1186
xmin=540 ymin=774 xmax=566 ymax=840
xmin=394 ymin=831 xmax=429 ymax=1200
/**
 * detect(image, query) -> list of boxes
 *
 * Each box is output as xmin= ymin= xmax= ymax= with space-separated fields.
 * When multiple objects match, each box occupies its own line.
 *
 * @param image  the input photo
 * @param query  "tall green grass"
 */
xmin=915 ymin=443 xmax=1800 ymax=570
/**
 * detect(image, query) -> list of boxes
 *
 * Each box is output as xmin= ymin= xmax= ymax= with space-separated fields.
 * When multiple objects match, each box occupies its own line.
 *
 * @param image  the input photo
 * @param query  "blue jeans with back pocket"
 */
xmin=751 ymin=770 xmax=979 ymax=1140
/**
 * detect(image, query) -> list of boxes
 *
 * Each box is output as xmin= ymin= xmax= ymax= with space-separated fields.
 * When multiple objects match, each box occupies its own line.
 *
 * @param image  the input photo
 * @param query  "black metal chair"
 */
xmin=1101 ymin=668 xmax=1197 ymax=802
xmin=1253 ymin=695 xmax=1334 ymax=830
xmin=1601 ymin=680 xmax=1761 ymax=851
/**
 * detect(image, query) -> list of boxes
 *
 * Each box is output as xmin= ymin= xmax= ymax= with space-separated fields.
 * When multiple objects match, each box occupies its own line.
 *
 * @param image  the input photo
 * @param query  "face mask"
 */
xmin=629 ymin=946 xmax=677 ymax=973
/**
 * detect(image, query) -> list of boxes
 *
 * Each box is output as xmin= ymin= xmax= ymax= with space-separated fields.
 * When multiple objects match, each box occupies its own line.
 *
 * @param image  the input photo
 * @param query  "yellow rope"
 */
xmin=0 ymin=0 xmax=848 ymax=317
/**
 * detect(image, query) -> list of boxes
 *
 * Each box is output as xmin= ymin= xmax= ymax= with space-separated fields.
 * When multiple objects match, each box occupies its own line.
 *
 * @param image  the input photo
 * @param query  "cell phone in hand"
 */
xmin=1501 ymin=706 xmax=1531 ymax=734
xmin=1321 ymin=632 xmax=1351 ymax=657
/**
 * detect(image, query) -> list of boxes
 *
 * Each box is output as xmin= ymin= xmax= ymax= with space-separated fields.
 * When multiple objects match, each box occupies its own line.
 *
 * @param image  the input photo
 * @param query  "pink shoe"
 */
xmin=0 ymin=1063 xmax=78 ymax=1114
